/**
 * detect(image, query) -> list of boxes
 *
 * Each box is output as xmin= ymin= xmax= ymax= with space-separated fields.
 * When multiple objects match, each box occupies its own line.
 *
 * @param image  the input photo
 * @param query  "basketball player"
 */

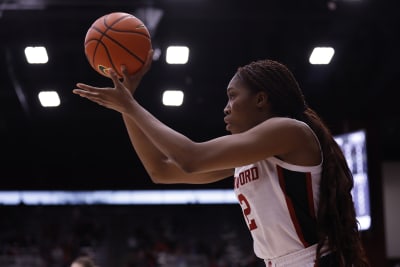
xmin=70 ymin=256 xmax=97 ymax=267
xmin=73 ymin=50 xmax=370 ymax=267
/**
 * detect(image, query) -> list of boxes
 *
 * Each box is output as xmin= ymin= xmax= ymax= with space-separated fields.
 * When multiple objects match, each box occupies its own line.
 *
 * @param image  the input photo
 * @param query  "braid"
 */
xmin=236 ymin=59 xmax=370 ymax=267
xmin=302 ymin=108 xmax=369 ymax=267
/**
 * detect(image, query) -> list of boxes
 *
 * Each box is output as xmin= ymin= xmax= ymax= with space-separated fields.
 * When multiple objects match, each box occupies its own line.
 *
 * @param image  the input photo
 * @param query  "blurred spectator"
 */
xmin=71 ymin=255 xmax=98 ymax=267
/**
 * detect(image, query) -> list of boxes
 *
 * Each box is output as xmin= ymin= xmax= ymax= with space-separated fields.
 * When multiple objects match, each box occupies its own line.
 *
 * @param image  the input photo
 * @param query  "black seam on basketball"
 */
xmin=88 ymin=13 xmax=126 ymax=62
xmin=96 ymin=40 xmax=122 ymax=77
xmin=103 ymin=14 xmax=150 ymax=39
xmin=106 ymin=16 xmax=150 ymax=38
xmin=104 ymin=13 xmax=132 ymax=29
xmin=83 ymin=37 xmax=100 ymax=69
xmin=102 ymin=28 xmax=149 ymax=38
xmin=87 ymin=24 xmax=109 ymax=67
xmin=91 ymin=25 xmax=149 ymax=38
xmin=85 ymin=27 xmax=104 ymax=67
xmin=91 ymin=26 xmax=146 ymax=64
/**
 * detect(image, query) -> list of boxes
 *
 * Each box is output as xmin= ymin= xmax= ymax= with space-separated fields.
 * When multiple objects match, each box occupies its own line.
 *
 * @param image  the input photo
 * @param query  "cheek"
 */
xmin=231 ymin=99 xmax=259 ymax=122
xmin=231 ymin=99 xmax=251 ymax=115
xmin=230 ymin=101 xmax=243 ymax=112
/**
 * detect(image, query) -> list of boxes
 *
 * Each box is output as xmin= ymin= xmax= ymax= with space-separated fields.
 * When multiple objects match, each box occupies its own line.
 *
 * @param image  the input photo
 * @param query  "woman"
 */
xmin=73 ymin=50 xmax=370 ymax=267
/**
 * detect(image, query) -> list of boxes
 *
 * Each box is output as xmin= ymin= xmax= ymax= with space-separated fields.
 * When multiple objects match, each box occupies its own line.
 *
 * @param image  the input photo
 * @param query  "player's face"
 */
xmin=224 ymin=75 xmax=265 ymax=134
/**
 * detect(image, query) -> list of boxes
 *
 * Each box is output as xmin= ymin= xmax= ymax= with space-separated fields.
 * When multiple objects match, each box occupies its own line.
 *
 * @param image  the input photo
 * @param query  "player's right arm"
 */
xmin=122 ymin=114 xmax=234 ymax=184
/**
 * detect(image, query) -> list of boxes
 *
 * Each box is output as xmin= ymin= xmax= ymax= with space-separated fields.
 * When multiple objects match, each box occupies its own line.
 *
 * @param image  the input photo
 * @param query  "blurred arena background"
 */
xmin=0 ymin=0 xmax=399 ymax=266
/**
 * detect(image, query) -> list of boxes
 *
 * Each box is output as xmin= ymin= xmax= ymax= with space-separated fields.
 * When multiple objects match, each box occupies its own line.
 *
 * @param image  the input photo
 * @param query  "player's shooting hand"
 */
xmin=73 ymin=69 xmax=135 ymax=114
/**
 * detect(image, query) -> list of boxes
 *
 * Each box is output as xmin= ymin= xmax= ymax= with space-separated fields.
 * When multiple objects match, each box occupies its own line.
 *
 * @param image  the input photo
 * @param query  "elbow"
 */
xmin=148 ymin=174 xmax=161 ymax=184
xmin=143 ymin=158 xmax=178 ymax=184
xmin=176 ymin=158 xmax=199 ymax=174
xmin=146 ymin=162 xmax=180 ymax=184
xmin=148 ymin=175 xmax=166 ymax=184
xmin=170 ymin=143 xmax=202 ymax=174
xmin=149 ymin=166 xmax=193 ymax=184
xmin=148 ymin=170 xmax=170 ymax=184
xmin=144 ymin=150 xmax=201 ymax=183
xmin=150 ymin=178 xmax=164 ymax=184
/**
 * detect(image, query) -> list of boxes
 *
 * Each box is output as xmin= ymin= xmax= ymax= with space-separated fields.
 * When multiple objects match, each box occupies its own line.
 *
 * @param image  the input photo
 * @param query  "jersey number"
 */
xmin=238 ymin=193 xmax=257 ymax=231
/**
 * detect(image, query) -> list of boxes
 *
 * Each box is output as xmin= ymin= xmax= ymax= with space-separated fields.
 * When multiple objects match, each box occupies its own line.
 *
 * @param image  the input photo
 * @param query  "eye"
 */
xmin=227 ymin=93 xmax=235 ymax=100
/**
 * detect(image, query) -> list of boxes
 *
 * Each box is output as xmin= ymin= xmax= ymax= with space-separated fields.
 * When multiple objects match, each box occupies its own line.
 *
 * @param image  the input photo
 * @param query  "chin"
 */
xmin=226 ymin=124 xmax=240 ymax=134
xmin=228 ymin=128 xmax=238 ymax=134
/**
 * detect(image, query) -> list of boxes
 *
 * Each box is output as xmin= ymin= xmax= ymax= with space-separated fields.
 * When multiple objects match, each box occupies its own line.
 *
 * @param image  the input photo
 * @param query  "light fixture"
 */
xmin=309 ymin=47 xmax=335 ymax=65
xmin=162 ymin=90 xmax=184 ymax=106
xmin=24 ymin=46 xmax=48 ymax=64
xmin=166 ymin=46 xmax=189 ymax=64
xmin=38 ymin=91 xmax=60 ymax=107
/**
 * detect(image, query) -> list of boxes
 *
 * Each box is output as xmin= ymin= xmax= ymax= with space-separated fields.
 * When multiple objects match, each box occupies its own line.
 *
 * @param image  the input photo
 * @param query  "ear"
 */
xmin=255 ymin=92 xmax=268 ymax=108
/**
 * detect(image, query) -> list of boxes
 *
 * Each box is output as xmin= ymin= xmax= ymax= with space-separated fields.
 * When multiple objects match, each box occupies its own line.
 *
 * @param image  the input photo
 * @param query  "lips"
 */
xmin=224 ymin=117 xmax=231 ymax=131
xmin=224 ymin=117 xmax=230 ymax=125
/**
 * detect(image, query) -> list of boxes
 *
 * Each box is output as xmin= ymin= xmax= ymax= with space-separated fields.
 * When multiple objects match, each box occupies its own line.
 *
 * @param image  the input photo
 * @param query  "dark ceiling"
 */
xmin=0 ymin=0 xmax=399 ymax=190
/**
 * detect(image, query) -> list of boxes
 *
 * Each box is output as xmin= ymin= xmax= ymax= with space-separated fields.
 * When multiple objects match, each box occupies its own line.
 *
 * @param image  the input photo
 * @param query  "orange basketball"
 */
xmin=84 ymin=12 xmax=151 ymax=78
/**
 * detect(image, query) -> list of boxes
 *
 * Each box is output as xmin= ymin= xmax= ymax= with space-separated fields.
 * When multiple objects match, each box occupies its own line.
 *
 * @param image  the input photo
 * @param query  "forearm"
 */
xmin=124 ymin=99 xmax=200 ymax=172
xmin=122 ymin=113 xmax=232 ymax=183
xmin=122 ymin=113 xmax=170 ymax=182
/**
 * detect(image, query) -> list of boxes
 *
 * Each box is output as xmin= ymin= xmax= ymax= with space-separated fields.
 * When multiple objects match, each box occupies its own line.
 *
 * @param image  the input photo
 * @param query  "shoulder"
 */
xmin=239 ymin=117 xmax=313 ymax=156
xmin=257 ymin=117 xmax=310 ymax=134
xmin=262 ymin=117 xmax=317 ymax=142
xmin=263 ymin=116 xmax=305 ymax=126
xmin=258 ymin=117 xmax=321 ymax=166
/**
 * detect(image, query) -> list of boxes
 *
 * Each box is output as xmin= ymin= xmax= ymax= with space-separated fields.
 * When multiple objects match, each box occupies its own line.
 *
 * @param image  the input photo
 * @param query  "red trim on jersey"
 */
xmin=276 ymin=165 xmax=309 ymax=248
xmin=306 ymin=172 xmax=316 ymax=219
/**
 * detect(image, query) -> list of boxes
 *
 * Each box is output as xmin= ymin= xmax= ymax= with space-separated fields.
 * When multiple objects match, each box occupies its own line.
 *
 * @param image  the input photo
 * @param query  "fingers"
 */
xmin=121 ymin=65 xmax=129 ymax=79
xmin=75 ymin=83 xmax=96 ymax=91
xmin=72 ymin=87 xmax=98 ymax=97
xmin=72 ymin=87 xmax=105 ymax=109
xmin=73 ymin=83 xmax=103 ymax=94
xmin=73 ymin=82 xmax=108 ymax=98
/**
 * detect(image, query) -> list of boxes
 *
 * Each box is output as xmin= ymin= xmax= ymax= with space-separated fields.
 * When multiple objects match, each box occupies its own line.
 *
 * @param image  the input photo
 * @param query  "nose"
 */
xmin=224 ymin=102 xmax=231 ymax=115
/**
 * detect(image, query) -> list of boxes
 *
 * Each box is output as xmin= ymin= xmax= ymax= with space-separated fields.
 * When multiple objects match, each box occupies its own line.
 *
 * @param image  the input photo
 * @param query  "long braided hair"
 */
xmin=235 ymin=59 xmax=370 ymax=267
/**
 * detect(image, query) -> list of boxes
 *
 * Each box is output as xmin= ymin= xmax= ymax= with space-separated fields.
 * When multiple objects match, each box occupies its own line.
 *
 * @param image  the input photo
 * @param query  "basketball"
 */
xmin=84 ymin=12 xmax=151 ymax=78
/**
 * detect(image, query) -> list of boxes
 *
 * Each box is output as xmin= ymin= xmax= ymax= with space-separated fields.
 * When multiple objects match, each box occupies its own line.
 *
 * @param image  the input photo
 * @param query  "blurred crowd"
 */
xmin=0 ymin=204 xmax=264 ymax=267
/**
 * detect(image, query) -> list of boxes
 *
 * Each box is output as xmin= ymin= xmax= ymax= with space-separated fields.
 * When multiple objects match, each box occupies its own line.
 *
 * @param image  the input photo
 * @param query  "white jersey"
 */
xmin=234 ymin=155 xmax=322 ymax=260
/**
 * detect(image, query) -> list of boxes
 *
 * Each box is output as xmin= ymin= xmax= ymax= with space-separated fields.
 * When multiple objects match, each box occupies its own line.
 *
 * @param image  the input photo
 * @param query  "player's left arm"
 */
xmin=125 ymin=105 xmax=307 ymax=173
xmin=73 ymin=69 xmax=309 ymax=174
